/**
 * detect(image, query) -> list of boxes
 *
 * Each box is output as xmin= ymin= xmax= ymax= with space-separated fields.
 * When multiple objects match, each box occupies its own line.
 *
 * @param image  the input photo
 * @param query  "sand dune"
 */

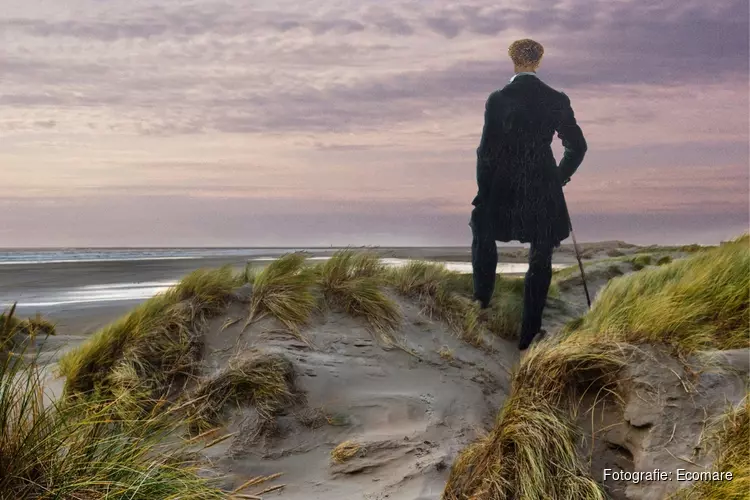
xmin=197 ymin=295 xmax=516 ymax=499
xmin=4 ymin=239 xmax=747 ymax=500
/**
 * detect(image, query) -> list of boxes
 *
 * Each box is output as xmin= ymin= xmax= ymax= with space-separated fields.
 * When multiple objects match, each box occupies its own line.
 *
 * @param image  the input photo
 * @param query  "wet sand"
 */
xmin=0 ymin=243 xmax=597 ymax=345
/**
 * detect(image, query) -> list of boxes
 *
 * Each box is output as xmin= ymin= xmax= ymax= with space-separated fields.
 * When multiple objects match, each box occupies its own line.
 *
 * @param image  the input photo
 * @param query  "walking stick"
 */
xmin=568 ymin=218 xmax=592 ymax=308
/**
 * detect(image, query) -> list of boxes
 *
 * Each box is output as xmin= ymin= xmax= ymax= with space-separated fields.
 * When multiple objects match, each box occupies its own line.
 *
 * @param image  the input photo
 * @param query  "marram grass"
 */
xmin=0 ymin=349 xmax=228 ymax=500
xmin=0 ymin=303 xmax=56 ymax=352
xmin=59 ymin=266 xmax=238 ymax=399
xmin=670 ymin=396 xmax=749 ymax=499
xmin=316 ymin=250 xmax=402 ymax=346
xmin=444 ymin=335 xmax=629 ymax=499
xmin=445 ymin=233 xmax=748 ymax=499
xmin=387 ymin=260 xmax=528 ymax=345
xmin=186 ymin=350 xmax=298 ymax=434
xmin=574 ymin=233 xmax=749 ymax=352
xmin=244 ymin=253 xmax=318 ymax=336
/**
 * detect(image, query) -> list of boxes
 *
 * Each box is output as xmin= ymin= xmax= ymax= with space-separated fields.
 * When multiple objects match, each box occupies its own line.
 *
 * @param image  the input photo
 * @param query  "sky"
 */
xmin=1 ymin=0 xmax=748 ymax=247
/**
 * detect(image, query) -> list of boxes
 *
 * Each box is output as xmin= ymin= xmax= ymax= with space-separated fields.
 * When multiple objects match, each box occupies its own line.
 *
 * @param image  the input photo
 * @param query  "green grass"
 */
xmin=445 ymin=233 xmax=749 ymax=499
xmin=387 ymin=261 xmax=485 ymax=345
xmin=386 ymin=261 xmax=529 ymax=345
xmin=59 ymin=266 xmax=238 ymax=399
xmin=630 ymin=254 xmax=652 ymax=270
xmin=0 ymin=348 xmax=228 ymax=500
xmin=573 ymin=233 xmax=749 ymax=352
xmin=553 ymin=260 xmax=628 ymax=292
xmin=243 ymin=253 xmax=318 ymax=336
xmin=657 ymin=255 xmax=673 ymax=266
xmin=316 ymin=251 xmax=402 ymax=346
xmin=0 ymin=303 xmax=56 ymax=353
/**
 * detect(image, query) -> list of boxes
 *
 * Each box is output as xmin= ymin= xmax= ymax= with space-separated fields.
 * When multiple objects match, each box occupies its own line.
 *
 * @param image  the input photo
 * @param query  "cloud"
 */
xmin=1 ymin=0 xmax=747 ymax=246
xmin=4 ymin=0 xmax=746 ymax=137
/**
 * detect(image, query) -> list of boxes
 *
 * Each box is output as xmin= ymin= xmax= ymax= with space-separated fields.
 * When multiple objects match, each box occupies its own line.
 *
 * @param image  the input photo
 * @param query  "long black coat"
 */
xmin=471 ymin=73 xmax=587 ymax=246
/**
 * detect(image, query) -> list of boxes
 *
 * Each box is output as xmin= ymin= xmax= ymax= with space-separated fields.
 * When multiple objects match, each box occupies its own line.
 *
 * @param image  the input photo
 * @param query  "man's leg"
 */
xmin=518 ymin=239 xmax=554 ymax=350
xmin=470 ymin=206 xmax=497 ymax=308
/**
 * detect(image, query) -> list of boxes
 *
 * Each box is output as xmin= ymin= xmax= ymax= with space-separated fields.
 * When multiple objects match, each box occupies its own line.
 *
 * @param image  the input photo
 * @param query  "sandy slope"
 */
xmin=581 ymin=347 xmax=748 ymax=500
xmin=26 ymin=245 xmax=747 ymax=499
xmin=198 ymin=295 xmax=518 ymax=499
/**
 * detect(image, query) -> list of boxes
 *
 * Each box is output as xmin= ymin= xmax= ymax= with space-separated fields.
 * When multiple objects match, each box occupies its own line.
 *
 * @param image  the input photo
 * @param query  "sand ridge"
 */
xmin=197 ymin=294 xmax=517 ymax=499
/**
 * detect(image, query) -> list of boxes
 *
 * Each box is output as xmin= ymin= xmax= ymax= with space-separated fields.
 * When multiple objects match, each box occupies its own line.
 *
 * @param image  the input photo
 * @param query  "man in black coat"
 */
xmin=470 ymin=39 xmax=587 ymax=352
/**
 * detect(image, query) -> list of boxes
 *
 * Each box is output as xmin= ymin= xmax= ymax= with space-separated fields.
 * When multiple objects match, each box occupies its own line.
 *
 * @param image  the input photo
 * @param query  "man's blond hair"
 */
xmin=508 ymin=39 xmax=544 ymax=67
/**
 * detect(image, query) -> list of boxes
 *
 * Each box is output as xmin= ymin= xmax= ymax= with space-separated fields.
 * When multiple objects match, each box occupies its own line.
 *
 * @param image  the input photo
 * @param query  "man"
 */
xmin=470 ymin=39 xmax=587 ymax=353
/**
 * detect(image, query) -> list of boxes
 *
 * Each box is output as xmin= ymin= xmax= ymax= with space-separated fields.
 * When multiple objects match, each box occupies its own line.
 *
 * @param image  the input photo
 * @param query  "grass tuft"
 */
xmin=0 ymin=347 xmax=228 ymax=500
xmin=316 ymin=250 xmax=402 ymax=346
xmin=187 ymin=351 xmax=297 ymax=433
xmin=244 ymin=253 xmax=317 ymax=337
xmin=657 ymin=255 xmax=673 ymax=266
xmin=59 ymin=267 xmax=237 ymax=399
xmin=444 ymin=335 xmax=625 ymax=499
xmin=0 ymin=304 xmax=56 ymax=352
xmin=671 ymin=396 xmax=749 ymax=499
xmin=438 ymin=345 xmax=454 ymax=360
xmin=630 ymin=254 xmax=653 ymax=270
xmin=445 ymin=233 xmax=749 ymax=499
xmin=331 ymin=440 xmax=365 ymax=464
xmin=388 ymin=261 xmax=527 ymax=345
xmin=573 ymin=234 xmax=749 ymax=352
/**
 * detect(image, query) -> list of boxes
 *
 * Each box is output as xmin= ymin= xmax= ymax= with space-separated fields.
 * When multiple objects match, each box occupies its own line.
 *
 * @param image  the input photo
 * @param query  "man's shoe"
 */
xmin=473 ymin=297 xmax=490 ymax=309
xmin=533 ymin=328 xmax=548 ymax=344
xmin=518 ymin=328 xmax=547 ymax=351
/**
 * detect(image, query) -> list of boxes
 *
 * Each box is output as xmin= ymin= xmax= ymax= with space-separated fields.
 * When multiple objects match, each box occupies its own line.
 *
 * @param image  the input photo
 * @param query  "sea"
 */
xmin=0 ymin=249 xmax=566 ymax=310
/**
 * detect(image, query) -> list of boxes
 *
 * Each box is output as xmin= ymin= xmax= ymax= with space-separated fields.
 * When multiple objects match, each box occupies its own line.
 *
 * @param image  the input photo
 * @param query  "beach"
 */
xmin=0 ymin=246 xmax=580 ymax=348
xmin=3 ymin=239 xmax=747 ymax=500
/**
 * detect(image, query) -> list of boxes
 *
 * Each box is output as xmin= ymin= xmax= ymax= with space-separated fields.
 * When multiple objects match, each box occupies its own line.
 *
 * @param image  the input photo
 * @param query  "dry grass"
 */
xmin=671 ymin=396 xmax=749 ymax=499
xmin=59 ymin=266 xmax=238 ymax=401
xmin=316 ymin=250 xmax=402 ymax=346
xmin=445 ymin=335 xmax=627 ymax=499
xmin=445 ymin=233 xmax=748 ymax=499
xmin=243 ymin=253 xmax=318 ymax=337
xmin=438 ymin=345 xmax=454 ymax=360
xmin=0 ymin=347 xmax=228 ymax=500
xmin=331 ymin=440 xmax=365 ymax=464
xmin=186 ymin=351 xmax=298 ymax=434
xmin=574 ymin=233 xmax=749 ymax=353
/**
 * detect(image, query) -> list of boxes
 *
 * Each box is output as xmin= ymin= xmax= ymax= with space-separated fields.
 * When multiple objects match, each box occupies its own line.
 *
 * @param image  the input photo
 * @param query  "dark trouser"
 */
xmin=471 ymin=207 xmax=554 ymax=350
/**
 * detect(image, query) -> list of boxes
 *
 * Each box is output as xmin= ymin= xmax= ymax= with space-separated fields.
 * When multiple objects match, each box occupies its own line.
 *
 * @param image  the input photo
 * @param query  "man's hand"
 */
xmin=556 ymin=92 xmax=587 ymax=184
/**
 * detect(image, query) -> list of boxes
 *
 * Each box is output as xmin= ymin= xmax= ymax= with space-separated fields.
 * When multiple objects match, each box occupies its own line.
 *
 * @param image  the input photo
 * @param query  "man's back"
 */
xmin=474 ymin=73 xmax=587 ymax=245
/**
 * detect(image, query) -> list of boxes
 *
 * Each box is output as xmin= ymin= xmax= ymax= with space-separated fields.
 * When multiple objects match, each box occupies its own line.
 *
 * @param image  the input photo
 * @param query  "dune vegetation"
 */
xmin=444 ymin=233 xmax=749 ymax=499
xmin=0 ymin=324 xmax=229 ymax=499
xmin=671 ymin=397 xmax=749 ymax=499
xmin=59 ymin=251 xmax=531 ymax=408
xmin=0 ymin=302 xmax=56 ymax=353
xmin=185 ymin=350 xmax=299 ymax=434
xmin=38 ymin=250 xmax=534 ymax=498
xmin=4 ymin=234 xmax=747 ymax=499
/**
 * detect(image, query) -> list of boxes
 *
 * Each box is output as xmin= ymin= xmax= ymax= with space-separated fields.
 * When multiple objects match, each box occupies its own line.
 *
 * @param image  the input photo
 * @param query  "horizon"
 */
xmin=0 ymin=235 xmax=740 ymax=252
xmin=3 ymin=0 xmax=748 ymax=247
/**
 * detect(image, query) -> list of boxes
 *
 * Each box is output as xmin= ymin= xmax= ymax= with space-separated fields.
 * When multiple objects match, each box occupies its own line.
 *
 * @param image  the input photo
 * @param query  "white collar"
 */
xmin=510 ymin=72 xmax=537 ymax=82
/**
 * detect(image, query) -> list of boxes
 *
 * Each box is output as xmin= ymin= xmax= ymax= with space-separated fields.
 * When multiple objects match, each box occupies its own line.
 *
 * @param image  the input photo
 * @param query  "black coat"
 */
xmin=471 ymin=73 xmax=587 ymax=246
